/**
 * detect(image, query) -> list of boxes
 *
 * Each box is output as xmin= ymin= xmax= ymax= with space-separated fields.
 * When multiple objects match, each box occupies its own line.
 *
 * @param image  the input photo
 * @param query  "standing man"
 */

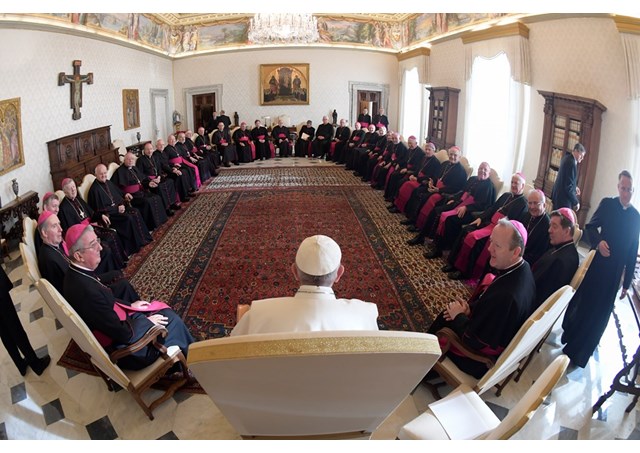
xmin=552 ymin=143 xmax=586 ymax=211
xmin=561 ymin=171 xmax=640 ymax=367
xmin=231 ymin=235 xmax=379 ymax=335
xmin=373 ymin=107 xmax=389 ymax=130
xmin=218 ymin=110 xmax=231 ymax=130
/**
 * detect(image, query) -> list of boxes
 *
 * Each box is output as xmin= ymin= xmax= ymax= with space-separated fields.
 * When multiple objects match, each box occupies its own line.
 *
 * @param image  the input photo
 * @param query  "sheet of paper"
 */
xmin=428 ymin=391 xmax=499 ymax=440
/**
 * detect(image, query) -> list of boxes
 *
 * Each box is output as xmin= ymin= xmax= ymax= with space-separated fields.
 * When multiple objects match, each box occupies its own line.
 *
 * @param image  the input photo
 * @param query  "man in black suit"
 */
xmin=551 ymin=143 xmax=585 ymax=211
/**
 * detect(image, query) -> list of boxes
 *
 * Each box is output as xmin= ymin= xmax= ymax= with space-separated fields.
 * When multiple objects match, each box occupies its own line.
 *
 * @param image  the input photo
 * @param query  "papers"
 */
xmin=301 ymin=132 xmax=309 ymax=141
xmin=427 ymin=387 xmax=500 ymax=440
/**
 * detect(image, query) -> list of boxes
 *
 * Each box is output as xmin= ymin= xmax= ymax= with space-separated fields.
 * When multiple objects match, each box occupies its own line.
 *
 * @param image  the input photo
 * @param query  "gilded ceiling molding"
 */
xmin=397 ymin=47 xmax=430 ymax=61
xmin=613 ymin=15 xmax=640 ymax=35
xmin=461 ymin=21 xmax=529 ymax=44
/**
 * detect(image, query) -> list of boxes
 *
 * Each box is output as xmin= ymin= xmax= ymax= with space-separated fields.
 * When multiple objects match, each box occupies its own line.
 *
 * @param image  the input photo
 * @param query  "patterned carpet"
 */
xmin=58 ymin=166 xmax=473 ymax=381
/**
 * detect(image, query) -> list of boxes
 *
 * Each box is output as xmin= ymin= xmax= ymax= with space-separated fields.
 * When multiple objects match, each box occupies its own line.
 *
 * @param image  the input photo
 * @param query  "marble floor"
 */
xmin=2 ymin=158 xmax=640 ymax=442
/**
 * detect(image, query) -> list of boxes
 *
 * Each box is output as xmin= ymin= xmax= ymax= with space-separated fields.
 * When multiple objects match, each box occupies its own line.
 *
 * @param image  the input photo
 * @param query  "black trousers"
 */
xmin=0 ymin=277 xmax=39 ymax=371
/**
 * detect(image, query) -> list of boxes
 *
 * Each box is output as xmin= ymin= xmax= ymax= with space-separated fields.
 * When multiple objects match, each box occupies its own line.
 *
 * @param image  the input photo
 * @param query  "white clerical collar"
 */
xmin=71 ymin=262 xmax=94 ymax=272
xmin=295 ymin=285 xmax=336 ymax=297
xmin=619 ymin=198 xmax=631 ymax=210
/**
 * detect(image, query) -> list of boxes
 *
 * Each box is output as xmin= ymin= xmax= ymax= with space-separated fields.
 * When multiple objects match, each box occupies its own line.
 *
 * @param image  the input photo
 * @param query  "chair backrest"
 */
xmin=78 ymin=174 xmax=96 ymax=203
xmin=570 ymin=249 xmax=595 ymax=291
xmin=489 ymin=168 xmax=504 ymax=194
xmin=435 ymin=149 xmax=449 ymax=163
xmin=106 ymin=162 xmax=120 ymax=180
xmin=460 ymin=156 xmax=473 ymax=178
xmin=22 ymin=216 xmax=37 ymax=250
xmin=187 ymin=330 xmax=441 ymax=439
xmin=55 ymin=190 xmax=65 ymax=203
xmin=573 ymin=226 xmax=583 ymax=245
xmin=20 ymin=242 xmax=41 ymax=285
xmin=35 ymin=279 xmax=130 ymax=389
xmin=475 ymin=285 xmax=575 ymax=395
xmin=112 ymin=139 xmax=127 ymax=161
xmin=484 ymin=354 xmax=570 ymax=439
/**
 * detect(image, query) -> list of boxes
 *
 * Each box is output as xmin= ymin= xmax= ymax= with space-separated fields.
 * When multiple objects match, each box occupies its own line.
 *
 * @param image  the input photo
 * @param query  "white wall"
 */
xmin=172 ymin=47 xmax=399 ymax=131
xmin=0 ymin=28 xmax=173 ymax=206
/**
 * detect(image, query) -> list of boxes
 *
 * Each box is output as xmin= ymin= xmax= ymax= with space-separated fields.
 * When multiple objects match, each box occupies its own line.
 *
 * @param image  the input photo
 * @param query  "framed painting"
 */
xmin=0 ymin=98 xmax=25 ymax=176
xmin=122 ymin=89 xmax=140 ymax=130
xmin=260 ymin=63 xmax=309 ymax=105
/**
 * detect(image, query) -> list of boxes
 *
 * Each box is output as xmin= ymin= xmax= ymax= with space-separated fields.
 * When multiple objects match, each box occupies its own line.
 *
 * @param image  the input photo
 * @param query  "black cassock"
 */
xmin=341 ymin=128 xmax=366 ymax=166
xmin=177 ymin=140 xmax=212 ymax=182
xmin=294 ymin=125 xmax=314 ymax=158
xmin=195 ymin=133 xmax=221 ymax=168
xmin=521 ymin=212 xmax=551 ymax=268
xmin=64 ymin=264 xmax=194 ymax=370
xmin=271 ymin=125 xmax=291 ymax=158
xmin=429 ymin=260 xmax=536 ymax=378
xmin=38 ymin=242 xmax=139 ymax=302
xmin=251 ymin=126 xmax=270 ymax=160
xmin=532 ymin=240 xmax=579 ymax=309
xmin=88 ymin=179 xmax=152 ymax=256
xmin=213 ymin=129 xmax=239 ymax=165
xmin=232 ymin=128 xmax=254 ymax=163
xmin=135 ymin=154 xmax=179 ymax=211
xmin=312 ymin=123 xmax=334 ymax=158
xmin=58 ymin=195 xmax=127 ymax=270
xmin=111 ymin=165 xmax=168 ymax=232
xmin=162 ymin=146 xmax=196 ymax=197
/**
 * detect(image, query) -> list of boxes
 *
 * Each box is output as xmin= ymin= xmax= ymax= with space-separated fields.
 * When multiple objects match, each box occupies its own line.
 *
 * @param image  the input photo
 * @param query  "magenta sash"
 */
xmin=353 ymin=136 xmax=361 ymax=141
xmin=330 ymin=141 xmax=337 ymax=156
xmin=123 ymin=184 xmax=143 ymax=194
xmin=169 ymin=157 xmax=182 ymax=165
xmin=416 ymin=193 xmax=443 ymax=230
xmin=269 ymin=142 xmax=276 ymax=158
xmin=278 ymin=133 xmax=286 ymax=139
xmin=436 ymin=195 xmax=475 ymax=237
xmin=436 ymin=180 xmax=445 ymax=189
xmin=181 ymin=157 xmax=201 ymax=188
xmin=360 ymin=122 xmax=369 ymax=128
xmin=250 ymin=142 xmax=256 ymax=160
xmin=149 ymin=175 xmax=157 ymax=179
xmin=395 ymin=180 xmax=420 ymax=212
xmin=257 ymin=135 xmax=265 ymax=141
xmin=239 ymin=136 xmax=250 ymax=142
xmin=453 ymin=212 xmax=505 ymax=274
xmin=384 ymin=166 xmax=395 ymax=189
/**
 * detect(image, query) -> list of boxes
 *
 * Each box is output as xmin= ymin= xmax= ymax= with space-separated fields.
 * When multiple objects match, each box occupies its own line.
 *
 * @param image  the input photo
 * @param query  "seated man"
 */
xmin=532 ymin=208 xmax=579 ymax=308
xmin=384 ymin=135 xmax=424 ymax=202
xmin=88 ymin=164 xmax=152 ymax=256
xmin=271 ymin=118 xmax=292 ymax=158
xmin=428 ymin=219 xmax=535 ymax=379
xmin=370 ymin=131 xmax=408 ymax=190
xmin=295 ymin=120 xmax=314 ymax=158
xmin=519 ymin=189 xmax=551 ymax=267
xmin=111 ymin=152 xmax=169 ymax=230
xmin=391 ymin=142 xmax=440 ymax=213
xmin=35 ymin=191 xmax=61 ymax=255
xmin=63 ymin=224 xmax=194 ymax=370
xmin=177 ymin=131 xmax=210 ymax=182
xmin=212 ymin=121 xmax=239 ymax=167
xmin=231 ymin=235 xmax=379 ymax=335
xmin=195 ymin=126 xmax=221 ymax=169
xmin=340 ymin=122 xmax=365 ymax=166
xmin=429 ymin=172 xmax=528 ymax=281
xmin=349 ymin=123 xmax=378 ymax=173
xmin=329 ymin=118 xmax=350 ymax=163
xmin=37 ymin=211 xmax=138 ymax=302
xmin=163 ymin=135 xmax=197 ymax=194
xmin=407 ymin=162 xmax=496 ymax=246
xmin=232 ymin=122 xmax=254 ymax=162
xmin=135 ymin=143 xmax=181 ymax=216
xmin=188 ymin=129 xmax=218 ymax=177
xmin=251 ymin=119 xmax=270 ymax=161
xmin=59 ymin=178 xmax=127 ymax=270
xmin=311 ymin=116 xmax=334 ymax=159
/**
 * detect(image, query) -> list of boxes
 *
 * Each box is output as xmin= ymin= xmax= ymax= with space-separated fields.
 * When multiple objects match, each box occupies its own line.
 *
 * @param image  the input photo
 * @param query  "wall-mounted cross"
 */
xmin=58 ymin=60 xmax=93 ymax=120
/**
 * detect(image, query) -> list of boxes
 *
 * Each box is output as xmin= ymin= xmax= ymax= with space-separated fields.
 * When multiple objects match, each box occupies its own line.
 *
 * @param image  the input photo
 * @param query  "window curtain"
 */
xmin=463 ymin=34 xmax=531 ymax=186
xmin=621 ymin=33 xmax=640 ymax=100
xmin=398 ymin=54 xmax=430 ymax=85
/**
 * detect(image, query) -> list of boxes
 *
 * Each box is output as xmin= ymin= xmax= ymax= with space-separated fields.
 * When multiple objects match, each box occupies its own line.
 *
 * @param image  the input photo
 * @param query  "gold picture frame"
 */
xmin=0 ymin=98 xmax=25 ymax=176
xmin=122 ymin=89 xmax=140 ymax=130
xmin=260 ymin=63 xmax=309 ymax=106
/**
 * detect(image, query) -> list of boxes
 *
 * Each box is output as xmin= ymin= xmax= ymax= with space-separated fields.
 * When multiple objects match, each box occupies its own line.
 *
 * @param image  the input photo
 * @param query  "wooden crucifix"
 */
xmin=58 ymin=60 xmax=93 ymax=120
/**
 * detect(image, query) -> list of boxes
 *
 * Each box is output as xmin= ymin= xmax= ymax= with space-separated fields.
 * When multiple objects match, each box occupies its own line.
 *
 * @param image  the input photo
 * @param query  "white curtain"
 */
xmin=621 ymin=33 xmax=640 ymax=100
xmin=400 ymin=68 xmax=422 ymax=141
xmin=463 ymin=53 xmax=530 ymax=186
xmin=464 ymin=34 xmax=531 ymax=85
xmin=398 ymin=54 xmax=430 ymax=85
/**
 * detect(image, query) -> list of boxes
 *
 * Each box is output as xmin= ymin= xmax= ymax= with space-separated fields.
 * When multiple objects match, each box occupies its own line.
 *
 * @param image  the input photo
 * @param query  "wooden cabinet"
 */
xmin=426 ymin=87 xmax=460 ymax=150
xmin=47 ymin=125 xmax=119 ymax=190
xmin=534 ymin=91 xmax=606 ymax=227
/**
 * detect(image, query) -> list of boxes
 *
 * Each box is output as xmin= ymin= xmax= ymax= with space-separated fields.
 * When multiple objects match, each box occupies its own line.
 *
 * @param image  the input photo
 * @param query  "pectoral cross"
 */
xmin=58 ymin=60 xmax=93 ymax=120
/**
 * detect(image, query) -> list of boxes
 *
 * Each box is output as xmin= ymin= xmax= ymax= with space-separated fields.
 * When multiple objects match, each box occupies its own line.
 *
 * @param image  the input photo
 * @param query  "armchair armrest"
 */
xmin=109 ymin=325 xmax=169 ymax=363
xmin=435 ymin=327 xmax=495 ymax=369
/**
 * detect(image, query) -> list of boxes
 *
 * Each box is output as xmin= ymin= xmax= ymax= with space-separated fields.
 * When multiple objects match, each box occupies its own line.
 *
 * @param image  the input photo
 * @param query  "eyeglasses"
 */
xmin=79 ymin=238 xmax=101 ymax=251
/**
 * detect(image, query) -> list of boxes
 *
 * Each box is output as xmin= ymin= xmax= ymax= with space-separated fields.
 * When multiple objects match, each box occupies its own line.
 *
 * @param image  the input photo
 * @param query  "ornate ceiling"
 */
xmin=153 ymin=13 xmax=417 ymax=26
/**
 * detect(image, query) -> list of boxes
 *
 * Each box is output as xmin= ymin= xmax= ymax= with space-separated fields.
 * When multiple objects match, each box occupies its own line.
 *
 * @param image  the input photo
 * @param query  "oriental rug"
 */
xmin=57 ymin=166 xmax=473 ymax=391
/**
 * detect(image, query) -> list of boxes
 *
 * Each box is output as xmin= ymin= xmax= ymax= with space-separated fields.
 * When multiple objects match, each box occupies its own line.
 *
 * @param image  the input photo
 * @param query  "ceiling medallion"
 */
xmin=248 ymin=13 xmax=319 ymax=44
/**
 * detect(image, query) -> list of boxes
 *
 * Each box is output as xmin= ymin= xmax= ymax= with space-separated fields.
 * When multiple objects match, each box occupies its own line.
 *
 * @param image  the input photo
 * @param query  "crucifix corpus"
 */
xmin=58 ymin=60 xmax=93 ymax=120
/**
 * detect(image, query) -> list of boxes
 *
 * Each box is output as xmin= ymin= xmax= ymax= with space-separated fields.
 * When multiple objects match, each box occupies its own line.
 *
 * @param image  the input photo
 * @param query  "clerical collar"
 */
xmin=70 ymin=262 xmax=94 ymax=273
xmin=295 ymin=285 xmax=335 ymax=296
xmin=552 ymin=240 xmax=574 ymax=255
xmin=619 ymin=198 xmax=631 ymax=210
xmin=494 ymin=259 xmax=524 ymax=278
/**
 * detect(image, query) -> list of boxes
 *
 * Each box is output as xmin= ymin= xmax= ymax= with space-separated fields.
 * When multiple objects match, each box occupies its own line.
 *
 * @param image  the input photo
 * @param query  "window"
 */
xmin=464 ymin=52 xmax=530 ymax=184
xmin=401 ymin=67 xmax=424 ymax=142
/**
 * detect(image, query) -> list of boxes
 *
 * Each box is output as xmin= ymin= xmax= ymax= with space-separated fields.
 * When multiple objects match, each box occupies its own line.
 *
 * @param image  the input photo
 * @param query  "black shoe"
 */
xmin=182 ymin=196 xmax=191 ymax=202
xmin=400 ymin=219 xmax=413 ymax=226
xmin=170 ymin=204 xmax=181 ymax=210
xmin=16 ymin=359 xmax=27 ymax=376
xmin=407 ymin=235 xmax=424 ymax=246
xmin=224 ymin=163 xmax=231 ymax=167
xmin=233 ymin=161 xmax=240 ymax=166
xmin=30 ymin=355 xmax=51 ymax=376
xmin=447 ymin=271 xmax=464 ymax=281
xmin=407 ymin=225 xmax=420 ymax=233
xmin=441 ymin=264 xmax=455 ymax=273
xmin=424 ymin=248 xmax=442 ymax=259
xmin=166 ymin=209 xmax=175 ymax=217
xmin=388 ymin=207 xmax=400 ymax=214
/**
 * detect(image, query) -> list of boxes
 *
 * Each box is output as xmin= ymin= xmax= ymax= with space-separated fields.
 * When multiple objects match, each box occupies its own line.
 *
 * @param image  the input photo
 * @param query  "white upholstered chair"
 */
xmin=112 ymin=139 xmax=127 ymax=162
xmin=36 ymin=278 xmax=190 ymax=420
xmin=20 ymin=242 xmax=40 ymax=285
xmin=434 ymin=149 xmax=448 ymax=163
xmin=398 ymin=354 xmax=570 ymax=440
xmin=187 ymin=330 xmax=441 ymax=439
xmin=22 ymin=216 xmax=37 ymax=252
xmin=55 ymin=189 xmax=65 ymax=203
xmin=489 ymin=168 xmax=504 ymax=194
xmin=77 ymin=174 xmax=96 ymax=203
xmin=431 ymin=285 xmax=575 ymax=397
xmin=569 ymin=249 xmax=595 ymax=291
xmin=106 ymin=162 xmax=120 ymax=179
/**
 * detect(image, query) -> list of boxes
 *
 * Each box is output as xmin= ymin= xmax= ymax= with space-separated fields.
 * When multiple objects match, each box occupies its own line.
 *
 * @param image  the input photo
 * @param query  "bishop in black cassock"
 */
xmin=88 ymin=164 xmax=151 ymax=256
xmin=135 ymin=144 xmax=180 ymax=213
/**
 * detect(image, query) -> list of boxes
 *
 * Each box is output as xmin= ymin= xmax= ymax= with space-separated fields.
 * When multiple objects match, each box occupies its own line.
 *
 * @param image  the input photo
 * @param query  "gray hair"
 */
xmin=296 ymin=267 xmax=339 ymax=287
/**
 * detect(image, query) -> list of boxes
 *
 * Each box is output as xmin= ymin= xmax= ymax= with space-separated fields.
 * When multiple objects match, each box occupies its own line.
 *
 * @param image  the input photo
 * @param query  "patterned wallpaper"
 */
xmin=0 ymin=28 xmax=174 ymax=208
